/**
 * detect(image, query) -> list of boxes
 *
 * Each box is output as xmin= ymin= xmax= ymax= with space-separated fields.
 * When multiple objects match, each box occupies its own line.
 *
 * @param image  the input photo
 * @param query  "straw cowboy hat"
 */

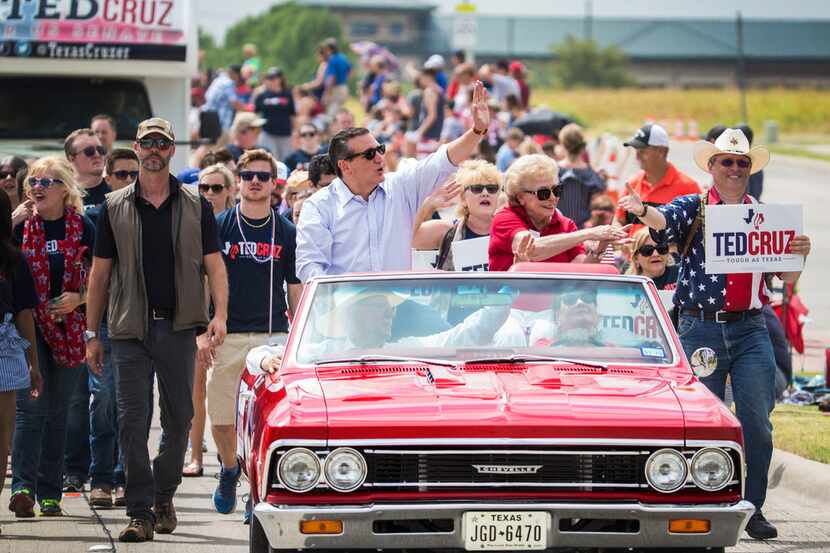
xmin=316 ymin=287 xmax=407 ymax=338
xmin=693 ymin=128 xmax=769 ymax=175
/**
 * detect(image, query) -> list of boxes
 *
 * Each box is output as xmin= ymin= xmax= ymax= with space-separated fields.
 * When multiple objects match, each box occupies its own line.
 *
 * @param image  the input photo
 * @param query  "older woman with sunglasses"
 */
xmin=488 ymin=154 xmax=629 ymax=271
xmin=197 ymin=164 xmax=235 ymax=216
xmin=626 ymin=227 xmax=678 ymax=289
xmin=10 ymin=157 xmax=94 ymax=518
xmin=412 ymin=160 xmax=501 ymax=270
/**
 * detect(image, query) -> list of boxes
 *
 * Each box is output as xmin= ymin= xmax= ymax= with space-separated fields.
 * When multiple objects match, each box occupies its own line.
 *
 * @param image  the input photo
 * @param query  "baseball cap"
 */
xmin=424 ymin=54 xmax=445 ymax=70
xmin=265 ymin=67 xmax=283 ymax=79
xmin=275 ymin=161 xmax=289 ymax=184
xmin=136 ymin=117 xmax=175 ymax=141
xmin=509 ymin=61 xmax=526 ymax=75
xmin=232 ymin=112 xmax=267 ymax=131
xmin=623 ymin=124 xmax=669 ymax=149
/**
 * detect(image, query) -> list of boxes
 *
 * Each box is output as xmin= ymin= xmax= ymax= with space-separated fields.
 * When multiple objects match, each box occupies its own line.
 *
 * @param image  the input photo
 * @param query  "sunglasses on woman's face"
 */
xmin=592 ymin=206 xmax=614 ymax=213
xmin=637 ymin=244 xmax=669 ymax=257
xmin=561 ymin=291 xmax=597 ymax=307
xmin=0 ymin=171 xmax=15 ymax=180
xmin=345 ymin=143 xmax=386 ymax=161
xmin=75 ymin=145 xmax=107 ymax=158
xmin=718 ymin=157 xmax=751 ymax=169
xmin=28 ymin=177 xmax=64 ymax=188
xmin=199 ymin=183 xmax=225 ymax=193
xmin=299 ymin=131 xmax=317 ymax=138
xmin=112 ymin=170 xmax=139 ymax=181
xmin=467 ymin=184 xmax=500 ymax=195
xmin=524 ymin=185 xmax=562 ymax=201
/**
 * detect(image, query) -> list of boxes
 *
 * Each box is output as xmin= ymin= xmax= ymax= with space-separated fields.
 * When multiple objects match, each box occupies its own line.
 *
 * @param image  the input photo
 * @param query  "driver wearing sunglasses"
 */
xmin=489 ymin=154 xmax=630 ymax=271
xmin=532 ymin=284 xmax=606 ymax=348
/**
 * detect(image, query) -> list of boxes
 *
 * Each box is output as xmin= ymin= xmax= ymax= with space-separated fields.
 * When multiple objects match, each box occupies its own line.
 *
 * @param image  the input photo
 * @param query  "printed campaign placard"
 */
xmin=704 ymin=204 xmax=803 ymax=274
xmin=451 ymin=236 xmax=490 ymax=272
xmin=411 ymin=249 xmax=438 ymax=270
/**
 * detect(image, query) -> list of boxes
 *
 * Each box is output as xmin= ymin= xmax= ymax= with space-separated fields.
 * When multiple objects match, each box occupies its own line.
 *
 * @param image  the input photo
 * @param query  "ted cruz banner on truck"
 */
xmin=704 ymin=204 xmax=803 ymax=274
xmin=0 ymin=0 xmax=188 ymax=61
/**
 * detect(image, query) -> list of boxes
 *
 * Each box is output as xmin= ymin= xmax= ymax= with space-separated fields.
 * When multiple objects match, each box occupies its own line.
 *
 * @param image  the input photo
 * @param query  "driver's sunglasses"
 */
xmin=345 ymin=143 xmax=386 ymax=161
xmin=28 ymin=177 xmax=64 ymax=188
xmin=637 ymin=243 xmax=669 ymax=257
xmin=75 ymin=145 xmax=107 ymax=158
xmin=467 ymin=184 xmax=500 ymax=195
xmin=524 ymin=185 xmax=562 ymax=201
xmin=718 ymin=158 xmax=751 ymax=169
xmin=112 ymin=170 xmax=139 ymax=181
xmin=138 ymin=137 xmax=173 ymax=151
xmin=561 ymin=291 xmax=597 ymax=307
xmin=239 ymin=170 xmax=273 ymax=182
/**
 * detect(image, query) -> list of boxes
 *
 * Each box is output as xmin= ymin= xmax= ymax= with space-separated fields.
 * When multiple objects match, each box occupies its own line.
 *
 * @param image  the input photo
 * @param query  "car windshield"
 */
xmin=295 ymin=277 xmax=675 ymax=365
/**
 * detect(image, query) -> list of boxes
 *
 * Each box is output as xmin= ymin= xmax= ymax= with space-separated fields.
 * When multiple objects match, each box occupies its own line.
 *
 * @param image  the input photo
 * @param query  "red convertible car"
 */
xmin=237 ymin=264 xmax=753 ymax=553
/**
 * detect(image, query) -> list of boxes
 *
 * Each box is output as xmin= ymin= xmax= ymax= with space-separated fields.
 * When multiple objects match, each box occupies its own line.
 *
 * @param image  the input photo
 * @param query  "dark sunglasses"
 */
xmin=592 ymin=206 xmax=614 ymax=213
xmin=637 ymin=243 xmax=670 ymax=257
xmin=199 ymin=183 xmax=226 ymax=193
xmin=345 ymin=143 xmax=386 ymax=161
xmin=718 ymin=158 xmax=751 ymax=169
xmin=299 ymin=131 xmax=317 ymax=138
xmin=112 ymin=170 xmax=139 ymax=180
xmin=239 ymin=170 xmax=273 ymax=182
xmin=0 ymin=171 xmax=15 ymax=179
xmin=524 ymin=185 xmax=562 ymax=201
xmin=138 ymin=137 xmax=173 ymax=150
xmin=75 ymin=145 xmax=107 ymax=157
xmin=467 ymin=184 xmax=500 ymax=195
xmin=561 ymin=291 xmax=597 ymax=307
xmin=28 ymin=176 xmax=64 ymax=188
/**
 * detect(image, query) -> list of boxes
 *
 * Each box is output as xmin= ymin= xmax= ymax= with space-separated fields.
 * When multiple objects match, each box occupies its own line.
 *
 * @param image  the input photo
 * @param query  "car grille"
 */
xmin=363 ymin=448 xmax=647 ymax=490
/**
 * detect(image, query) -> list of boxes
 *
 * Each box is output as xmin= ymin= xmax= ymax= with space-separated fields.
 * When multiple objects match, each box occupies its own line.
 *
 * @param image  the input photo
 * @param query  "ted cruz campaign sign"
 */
xmin=704 ymin=204 xmax=803 ymax=274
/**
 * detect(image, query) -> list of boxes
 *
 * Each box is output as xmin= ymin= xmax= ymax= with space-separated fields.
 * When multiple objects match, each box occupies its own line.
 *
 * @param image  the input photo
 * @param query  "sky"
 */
xmin=198 ymin=0 xmax=830 ymax=43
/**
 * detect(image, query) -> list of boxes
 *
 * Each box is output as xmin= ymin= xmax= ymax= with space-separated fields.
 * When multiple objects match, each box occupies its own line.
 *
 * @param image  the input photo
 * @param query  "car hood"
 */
xmin=316 ymin=365 xmax=688 ymax=442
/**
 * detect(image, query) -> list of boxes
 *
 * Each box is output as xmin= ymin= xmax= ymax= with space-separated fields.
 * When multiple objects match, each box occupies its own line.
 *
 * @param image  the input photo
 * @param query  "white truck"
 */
xmin=0 ymin=0 xmax=197 ymax=171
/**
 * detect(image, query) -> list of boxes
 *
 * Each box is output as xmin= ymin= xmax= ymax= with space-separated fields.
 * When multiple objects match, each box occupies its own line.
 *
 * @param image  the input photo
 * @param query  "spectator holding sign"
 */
xmin=411 ymin=160 xmax=501 ymax=271
xmin=488 ymin=154 xmax=628 ymax=271
xmin=618 ymin=128 xmax=812 ymax=541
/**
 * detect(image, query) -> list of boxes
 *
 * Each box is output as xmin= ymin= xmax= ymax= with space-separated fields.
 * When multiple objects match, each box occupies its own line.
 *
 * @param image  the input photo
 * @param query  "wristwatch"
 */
xmin=638 ymin=204 xmax=649 ymax=218
xmin=472 ymin=126 xmax=487 ymax=136
xmin=83 ymin=330 xmax=98 ymax=343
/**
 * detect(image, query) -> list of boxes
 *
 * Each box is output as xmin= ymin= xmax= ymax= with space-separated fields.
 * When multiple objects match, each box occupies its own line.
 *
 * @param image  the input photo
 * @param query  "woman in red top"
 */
xmin=488 ymin=154 xmax=629 ymax=271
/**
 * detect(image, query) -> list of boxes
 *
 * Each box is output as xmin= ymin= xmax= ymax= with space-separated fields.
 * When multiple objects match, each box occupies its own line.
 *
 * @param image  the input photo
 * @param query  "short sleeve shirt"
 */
xmin=255 ymin=91 xmax=295 ymax=137
xmin=324 ymin=53 xmax=351 ymax=86
xmin=0 ymin=256 xmax=38 ymax=317
xmin=616 ymin=162 xmax=700 ymax=233
xmin=216 ymin=206 xmax=300 ymax=334
xmin=488 ymin=205 xmax=585 ymax=271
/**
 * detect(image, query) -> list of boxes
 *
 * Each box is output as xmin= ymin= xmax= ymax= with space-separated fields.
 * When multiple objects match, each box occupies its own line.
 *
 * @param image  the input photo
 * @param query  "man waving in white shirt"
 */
xmin=296 ymin=81 xmax=490 ymax=282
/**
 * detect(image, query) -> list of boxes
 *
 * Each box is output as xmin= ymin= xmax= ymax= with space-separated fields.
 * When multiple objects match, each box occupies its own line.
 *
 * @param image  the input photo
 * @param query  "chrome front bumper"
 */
xmin=254 ymin=500 xmax=755 ymax=550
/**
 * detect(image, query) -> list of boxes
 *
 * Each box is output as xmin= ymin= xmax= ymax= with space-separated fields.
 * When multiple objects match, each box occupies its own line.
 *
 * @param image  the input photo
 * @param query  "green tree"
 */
xmin=201 ymin=2 xmax=347 ymax=87
xmin=553 ymin=36 xmax=634 ymax=88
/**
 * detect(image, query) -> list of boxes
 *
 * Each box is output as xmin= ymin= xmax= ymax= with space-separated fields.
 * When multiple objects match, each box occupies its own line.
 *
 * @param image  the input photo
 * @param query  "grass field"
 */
xmin=772 ymin=404 xmax=830 ymax=464
xmin=525 ymin=88 xmax=830 ymax=140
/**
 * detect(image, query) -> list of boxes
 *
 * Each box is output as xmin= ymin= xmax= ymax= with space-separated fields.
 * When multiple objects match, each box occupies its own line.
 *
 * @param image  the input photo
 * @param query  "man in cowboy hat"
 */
xmin=619 ymin=128 xmax=812 ymax=540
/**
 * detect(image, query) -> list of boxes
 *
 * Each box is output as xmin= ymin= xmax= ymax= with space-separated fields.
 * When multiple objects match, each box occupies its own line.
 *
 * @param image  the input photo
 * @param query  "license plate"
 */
xmin=463 ymin=511 xmax=549 ymax=550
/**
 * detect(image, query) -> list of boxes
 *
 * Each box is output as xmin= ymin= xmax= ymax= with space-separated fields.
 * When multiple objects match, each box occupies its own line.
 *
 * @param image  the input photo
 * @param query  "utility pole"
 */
xmin=584 ymin=0 xmax=593 ymax=41
xmin=736 ymin=11 xmax=749 ymax=123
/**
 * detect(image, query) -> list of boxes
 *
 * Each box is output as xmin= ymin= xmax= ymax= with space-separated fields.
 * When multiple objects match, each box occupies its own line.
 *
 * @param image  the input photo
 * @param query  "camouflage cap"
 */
xmin=136 ymin=117 xmax=175 ymax=141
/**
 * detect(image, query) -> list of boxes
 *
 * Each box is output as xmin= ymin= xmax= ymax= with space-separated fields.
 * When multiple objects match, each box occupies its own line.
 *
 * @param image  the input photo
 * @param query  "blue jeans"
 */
xmin=677 ymin=312 xmax=775 ymax=510
xmin=88 ymin=322 xmax=125 ymax=487
xmin=64 ymin=363 xmax=91 ymax=480
xmin=11 ymin=331 xmax=82 ymax=501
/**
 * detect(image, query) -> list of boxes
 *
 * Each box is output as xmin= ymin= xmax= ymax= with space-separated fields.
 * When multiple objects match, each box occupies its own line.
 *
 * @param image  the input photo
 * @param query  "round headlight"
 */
xmin=277 ymin=447 xmax=321 ymax=493
xmin=690 ymin=448 xmax=734 ymax=491
xmin=324 ymin=447 xmax=367 ymax=492
xmin=645 ymin=448 xmax=688 ymax=493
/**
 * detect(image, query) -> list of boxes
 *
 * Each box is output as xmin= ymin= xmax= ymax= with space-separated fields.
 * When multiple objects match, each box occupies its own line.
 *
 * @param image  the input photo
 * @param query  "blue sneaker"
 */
xmin=243 ymin=495 xmax=252 ymax=525
xmin=213 ymin=462 xmax=241 ymax=514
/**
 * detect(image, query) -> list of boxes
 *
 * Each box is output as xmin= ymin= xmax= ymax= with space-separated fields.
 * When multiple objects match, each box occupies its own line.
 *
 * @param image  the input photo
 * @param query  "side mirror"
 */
xmin=690 ymin=347 xmax=717 ymax=378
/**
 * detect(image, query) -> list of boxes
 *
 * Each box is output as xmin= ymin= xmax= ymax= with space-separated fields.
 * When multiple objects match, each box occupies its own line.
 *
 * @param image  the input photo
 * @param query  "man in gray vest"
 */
xmin=85 ymin=118 xmax=229 ymax=542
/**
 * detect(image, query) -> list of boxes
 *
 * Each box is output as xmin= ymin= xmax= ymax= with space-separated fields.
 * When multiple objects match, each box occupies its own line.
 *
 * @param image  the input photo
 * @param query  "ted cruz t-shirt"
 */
xmin=216 ymin=206 xmax=300 ymax=334
xmin=15 ymin=215 xmax=95 ymax=299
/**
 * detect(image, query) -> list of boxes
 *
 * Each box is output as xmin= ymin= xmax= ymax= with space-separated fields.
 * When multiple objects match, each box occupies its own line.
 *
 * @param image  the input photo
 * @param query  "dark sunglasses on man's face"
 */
xmin=637 ymin=244 xmax=669 ymax=257
xmin=467 ymin=184 xmax=500 ymax=195
xmin=299 ymin=131 xmax=317 ymax=138
xmin=199 ymin=183 xmax=226 ymax=193
xmin=28 ymin=177 xmax=64 ymax=188
xmin=524 ymin=185 xmax=562 ymax=201
xmin=239 ymin=170 xmax=273 ymax=182
xmin=76 ymin=145 xmax=107 ymax=158
xmin=345 ymin=143 xmax=386 ymax=161
xmin=138 ymin=137 xmax=173 ymax=151
xmin=112 ymin=170 xmax=139 ymax=181
xmin=561 ymin=291 xmax=597 ymax=307
xmin=718 ymin=158 xmax=751 ymax=169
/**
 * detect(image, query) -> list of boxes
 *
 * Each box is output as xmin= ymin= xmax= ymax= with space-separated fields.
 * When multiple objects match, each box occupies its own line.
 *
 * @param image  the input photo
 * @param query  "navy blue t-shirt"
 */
xmin=255 ymin=91 xmax=296 ymax=137
xmin=0 ymin=255 xmax=38 ymax=317
xmin=14 ymin=215 xmax=95 ymax=299
xmin=216 ymin=206 xmax=300 ymax=334
xmin=82 ymin=180 xmax=111 ymax=225
xmin=284 ymin=147 xmax=327 ymax=172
